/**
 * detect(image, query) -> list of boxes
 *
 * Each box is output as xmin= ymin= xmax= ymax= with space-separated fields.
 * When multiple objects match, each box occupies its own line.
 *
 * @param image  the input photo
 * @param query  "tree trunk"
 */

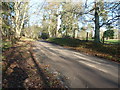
xmin=102 ymin=35 xmax=105 ymax=44
xmin=73 ymin=29 xmax=75 ymax=38
xmin=48 ymin=26 xmax=52 ymax=37
xmin=66 ymin=29 xmax=68 ymax=36
xmin=94 ymin=2 xmax=100 ymax=43
xmin=14 ymin=2 xmax=28 ymax=40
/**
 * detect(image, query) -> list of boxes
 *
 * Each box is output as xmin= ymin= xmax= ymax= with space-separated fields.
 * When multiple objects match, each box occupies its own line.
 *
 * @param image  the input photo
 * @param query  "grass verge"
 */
xmin=47 ymin=38 xmax=120 ymax=63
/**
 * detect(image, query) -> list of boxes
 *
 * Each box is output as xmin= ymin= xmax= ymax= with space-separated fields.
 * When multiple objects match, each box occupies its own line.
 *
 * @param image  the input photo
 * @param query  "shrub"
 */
xmin=103 ymin=30 xmax=114 ymax=39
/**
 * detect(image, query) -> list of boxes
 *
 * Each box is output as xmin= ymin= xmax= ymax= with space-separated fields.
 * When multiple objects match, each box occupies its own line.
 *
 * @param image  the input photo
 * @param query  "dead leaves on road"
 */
xmin=2 ymin=41 xmax=65 ymax=88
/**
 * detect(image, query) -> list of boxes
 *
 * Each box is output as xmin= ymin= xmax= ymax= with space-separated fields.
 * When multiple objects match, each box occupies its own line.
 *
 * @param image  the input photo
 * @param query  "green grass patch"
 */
xmin=104 ymin=39 xmax=120 ymax=44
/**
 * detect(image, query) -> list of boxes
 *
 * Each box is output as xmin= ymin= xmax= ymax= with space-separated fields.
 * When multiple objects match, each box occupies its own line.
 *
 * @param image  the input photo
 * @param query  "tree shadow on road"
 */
xmin=29 ymin=50 xmax=50 ymax=88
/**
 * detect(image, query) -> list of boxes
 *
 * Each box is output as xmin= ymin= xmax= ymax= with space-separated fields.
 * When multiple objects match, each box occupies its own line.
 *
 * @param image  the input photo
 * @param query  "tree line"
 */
xmin=1 ymin=2 xmax=29 ymax=43
xmin=1 ymin=0 xmax=119 ymax=44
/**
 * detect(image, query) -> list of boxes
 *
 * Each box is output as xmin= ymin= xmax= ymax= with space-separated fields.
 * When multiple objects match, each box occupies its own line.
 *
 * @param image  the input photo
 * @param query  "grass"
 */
xmin=88 ymin=39 xmax=120 ymax=44
xmin=2 ymin=37 xmax=35 ymax=51
xmin=2 ymin=41 xmax=12 ymax=51
xmin=47 ymin=38 xmax=120 ymax=62
xmin=47 ymin=38 xmax=84 ymax=47
xmin=104 ymin=39 xmax=120 ymax=44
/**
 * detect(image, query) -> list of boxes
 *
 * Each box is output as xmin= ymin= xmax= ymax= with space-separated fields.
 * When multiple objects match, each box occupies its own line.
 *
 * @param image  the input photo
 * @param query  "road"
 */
xmin=32 ymin=40 xmax=119 ymax=88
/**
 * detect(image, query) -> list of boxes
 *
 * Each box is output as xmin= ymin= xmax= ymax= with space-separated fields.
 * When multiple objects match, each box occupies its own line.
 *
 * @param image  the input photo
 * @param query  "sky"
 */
xmin=28 ymin=0 xmax=95 ymax=26
xmin=28 ymin=0 xmax=44 ymax=26
xmin=28 ymin=0 xmax=119 ymax=30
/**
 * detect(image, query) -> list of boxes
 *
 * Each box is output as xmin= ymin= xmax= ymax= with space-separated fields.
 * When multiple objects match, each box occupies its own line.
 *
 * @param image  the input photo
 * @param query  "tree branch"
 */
xmin=100 ymin=15 xmax=120 ymax=27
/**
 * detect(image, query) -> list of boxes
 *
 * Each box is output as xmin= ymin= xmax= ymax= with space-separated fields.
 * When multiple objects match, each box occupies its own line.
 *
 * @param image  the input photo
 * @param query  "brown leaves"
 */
xmin=2 ymin=41 xmax=66 ymax=88
xmin=62 ymin=41 xmax=119 ymax=63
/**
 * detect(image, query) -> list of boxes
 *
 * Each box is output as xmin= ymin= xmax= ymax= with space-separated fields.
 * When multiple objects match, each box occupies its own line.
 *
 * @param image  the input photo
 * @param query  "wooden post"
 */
xmin=86 ymin=32 xmax=89 ymax=41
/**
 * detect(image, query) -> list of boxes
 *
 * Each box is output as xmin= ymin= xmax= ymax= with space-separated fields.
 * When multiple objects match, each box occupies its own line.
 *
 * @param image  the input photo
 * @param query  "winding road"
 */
xmin=32 ymin=40 xmax=119 ymax=88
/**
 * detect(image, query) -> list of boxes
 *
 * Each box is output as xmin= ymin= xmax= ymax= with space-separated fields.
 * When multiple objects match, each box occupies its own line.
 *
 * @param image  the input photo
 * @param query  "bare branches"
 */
xmin=100 ymin=15 xmax=120 ymax=27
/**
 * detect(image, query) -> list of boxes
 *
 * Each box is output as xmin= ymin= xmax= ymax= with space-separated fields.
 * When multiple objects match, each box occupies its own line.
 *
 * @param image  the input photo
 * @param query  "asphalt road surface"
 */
xmin=32 ymin=40 xmax=119 ymax=88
